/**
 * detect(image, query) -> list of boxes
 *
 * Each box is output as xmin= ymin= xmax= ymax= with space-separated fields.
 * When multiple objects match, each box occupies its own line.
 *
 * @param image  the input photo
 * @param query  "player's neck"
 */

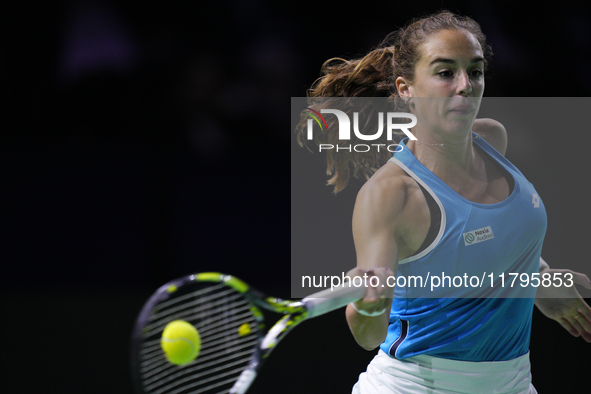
xmin=408 ymin=134 xmax=482 ymax=190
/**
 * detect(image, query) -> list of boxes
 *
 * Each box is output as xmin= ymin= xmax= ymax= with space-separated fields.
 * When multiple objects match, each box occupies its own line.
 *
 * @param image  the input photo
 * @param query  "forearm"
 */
xmin=345 ymin=299 xmax=392 ymax=350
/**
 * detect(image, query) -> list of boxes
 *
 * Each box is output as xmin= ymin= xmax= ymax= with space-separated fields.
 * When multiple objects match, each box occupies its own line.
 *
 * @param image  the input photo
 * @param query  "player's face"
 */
xmin=397 ymin=29 xmax=485 ymax=137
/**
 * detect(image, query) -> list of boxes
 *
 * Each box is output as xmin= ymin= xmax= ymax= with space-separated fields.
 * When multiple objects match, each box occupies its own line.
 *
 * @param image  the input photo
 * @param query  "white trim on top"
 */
xmin=388 ymin=157 xmax=447 ymax=264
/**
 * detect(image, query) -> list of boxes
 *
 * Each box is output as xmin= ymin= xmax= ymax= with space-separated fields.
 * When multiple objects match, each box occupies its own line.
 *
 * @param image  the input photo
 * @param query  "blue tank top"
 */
xmin=380 ymin=134 xmax=547 ymax=362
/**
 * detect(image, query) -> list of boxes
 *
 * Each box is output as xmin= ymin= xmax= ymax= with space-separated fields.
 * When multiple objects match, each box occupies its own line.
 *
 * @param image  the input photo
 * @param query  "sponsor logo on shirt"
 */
xmin=463 ymin=226 xmax=494 ymax=246
xmin=532 ymin=194 xmax=540 ymax=208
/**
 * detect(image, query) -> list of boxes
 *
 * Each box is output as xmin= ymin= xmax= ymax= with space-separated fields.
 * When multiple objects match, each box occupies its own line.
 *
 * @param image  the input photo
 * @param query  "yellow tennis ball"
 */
xmin=238 ymin=323 xmax=251 ymax=337
xmin=161 ymin=320 xmax=201 ymax=365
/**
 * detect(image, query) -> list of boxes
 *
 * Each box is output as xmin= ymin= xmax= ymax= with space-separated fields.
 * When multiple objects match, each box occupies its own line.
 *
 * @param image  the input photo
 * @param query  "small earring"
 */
xmin=404 ymin=97 xmax=412 ymax=104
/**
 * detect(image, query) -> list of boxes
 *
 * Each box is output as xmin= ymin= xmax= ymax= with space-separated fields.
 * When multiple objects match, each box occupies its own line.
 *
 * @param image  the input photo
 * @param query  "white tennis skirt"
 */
xmin=352 ymin=349 xmax=537 ymax=394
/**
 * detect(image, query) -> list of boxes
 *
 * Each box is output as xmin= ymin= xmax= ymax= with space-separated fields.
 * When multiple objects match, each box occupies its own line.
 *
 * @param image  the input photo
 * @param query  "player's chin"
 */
xmin=445 ymin=116 xmax=475 ymax=129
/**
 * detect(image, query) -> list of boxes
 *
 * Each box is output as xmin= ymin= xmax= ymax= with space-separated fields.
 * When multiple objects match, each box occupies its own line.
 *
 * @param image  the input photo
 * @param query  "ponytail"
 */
xmin=308 ymin=47 xmax=397 ymax=98
xmin=296 ymin=47 xmax=398 ymax=194
xmin=296 ymin=11 xmax=492 ymax=193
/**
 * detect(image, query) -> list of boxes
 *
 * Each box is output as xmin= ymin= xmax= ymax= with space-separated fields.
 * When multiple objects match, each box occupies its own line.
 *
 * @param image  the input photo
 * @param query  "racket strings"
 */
xmin=145 ymin=286 xmax=241 ymax=335
xmin=139 ymin=311 xmax=257 ymax=376
xmin=137 ymin=282 xmax=261 ymax=394
xmin=144 ymin=297 xmax=251 ymax=345
xmin=142 ymin=332 xmax=258 ymax=394
xmin=164 ymin=367 xmax=250 ymax=394
xmin=155 ymin=282 xmax=228 ymax=311
xmin=149 ymin=356 xmax=255 ymax=394
xmin=142 ymin=345 xmax=257 ymax=388
xmin=140 ymin=327 xmax=258 ymax=376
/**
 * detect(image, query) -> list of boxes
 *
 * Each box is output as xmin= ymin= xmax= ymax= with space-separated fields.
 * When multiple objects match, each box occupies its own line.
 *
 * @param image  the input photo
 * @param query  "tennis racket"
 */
xmin=131 ymin=272 xmax=366 ymax=394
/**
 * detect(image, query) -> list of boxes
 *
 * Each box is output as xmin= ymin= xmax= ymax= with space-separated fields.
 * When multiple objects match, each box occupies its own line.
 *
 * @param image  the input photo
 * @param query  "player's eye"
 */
xmin=437 ymin=70 xmax=454 ymax=78
xmin=470 ymin=69 xmax=484 ymax=78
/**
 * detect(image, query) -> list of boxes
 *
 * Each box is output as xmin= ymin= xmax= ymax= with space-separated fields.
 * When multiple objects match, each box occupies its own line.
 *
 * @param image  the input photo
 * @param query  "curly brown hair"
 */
xmin=296 ymin=11 xmax=493 ymax=193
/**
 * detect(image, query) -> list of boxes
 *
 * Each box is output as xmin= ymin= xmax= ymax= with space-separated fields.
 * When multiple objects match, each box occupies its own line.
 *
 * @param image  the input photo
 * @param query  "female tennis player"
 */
xmin=297 ymin=11 xmax=591 ymax=394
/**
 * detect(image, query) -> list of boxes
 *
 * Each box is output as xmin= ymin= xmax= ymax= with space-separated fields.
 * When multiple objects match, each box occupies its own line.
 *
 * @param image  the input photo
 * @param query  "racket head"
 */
xmin=131 ymin=273 xmax=265 ymax=394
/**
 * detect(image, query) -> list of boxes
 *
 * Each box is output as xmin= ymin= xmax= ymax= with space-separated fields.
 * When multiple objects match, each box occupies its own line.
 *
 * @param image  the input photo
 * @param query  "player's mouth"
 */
xmin=448 ymin=105 xmax=474 ymax=115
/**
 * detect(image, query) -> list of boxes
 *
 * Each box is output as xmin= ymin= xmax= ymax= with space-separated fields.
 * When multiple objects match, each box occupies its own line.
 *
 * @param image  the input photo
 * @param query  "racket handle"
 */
xmin=302 ymin=283 xmax=367 ymax=319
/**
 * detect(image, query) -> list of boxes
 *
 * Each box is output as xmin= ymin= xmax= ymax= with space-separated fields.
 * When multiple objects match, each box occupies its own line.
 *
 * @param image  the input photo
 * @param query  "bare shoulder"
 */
xmin=353 ymin=162 xmax=416 ymax=229
xmin=473 ymin=118 xmax=508 ymax=156
xmin=353 ymin=161 xmax=428 ymax=266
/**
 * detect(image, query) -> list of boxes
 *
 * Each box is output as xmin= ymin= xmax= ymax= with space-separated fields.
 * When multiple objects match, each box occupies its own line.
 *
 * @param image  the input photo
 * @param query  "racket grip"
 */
xmin=302 ymin=283 xmax=366 ymax=319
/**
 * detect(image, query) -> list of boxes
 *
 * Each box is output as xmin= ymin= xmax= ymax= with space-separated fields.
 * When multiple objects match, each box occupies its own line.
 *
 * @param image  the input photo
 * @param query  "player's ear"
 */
xmin=396 ymin=76 xmax=412 ymax=100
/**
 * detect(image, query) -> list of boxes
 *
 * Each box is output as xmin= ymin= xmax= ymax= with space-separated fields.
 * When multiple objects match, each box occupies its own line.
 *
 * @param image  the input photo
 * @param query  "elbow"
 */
xmin=355 ymin=334 xmax=386 ymax=351
xmin=346 ymin=304 xmax=389 ymax=351
xmin=359 ymin=342 xmax=381 ymax=351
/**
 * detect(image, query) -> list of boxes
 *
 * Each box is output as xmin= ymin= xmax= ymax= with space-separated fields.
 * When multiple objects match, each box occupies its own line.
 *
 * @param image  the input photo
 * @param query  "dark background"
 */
xmin=2 ymin=1 xmax=590 ymax=393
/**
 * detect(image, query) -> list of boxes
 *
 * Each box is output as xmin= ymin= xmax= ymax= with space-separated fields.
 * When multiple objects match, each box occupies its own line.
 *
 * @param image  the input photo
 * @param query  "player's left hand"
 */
xmin=534 ymin=268 xmax=591 ymax=342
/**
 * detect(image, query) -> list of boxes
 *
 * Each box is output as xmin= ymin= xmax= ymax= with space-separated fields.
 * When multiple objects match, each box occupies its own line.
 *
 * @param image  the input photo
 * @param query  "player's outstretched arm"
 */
xmin=345 ymin=170 xmax=407 ymax=350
